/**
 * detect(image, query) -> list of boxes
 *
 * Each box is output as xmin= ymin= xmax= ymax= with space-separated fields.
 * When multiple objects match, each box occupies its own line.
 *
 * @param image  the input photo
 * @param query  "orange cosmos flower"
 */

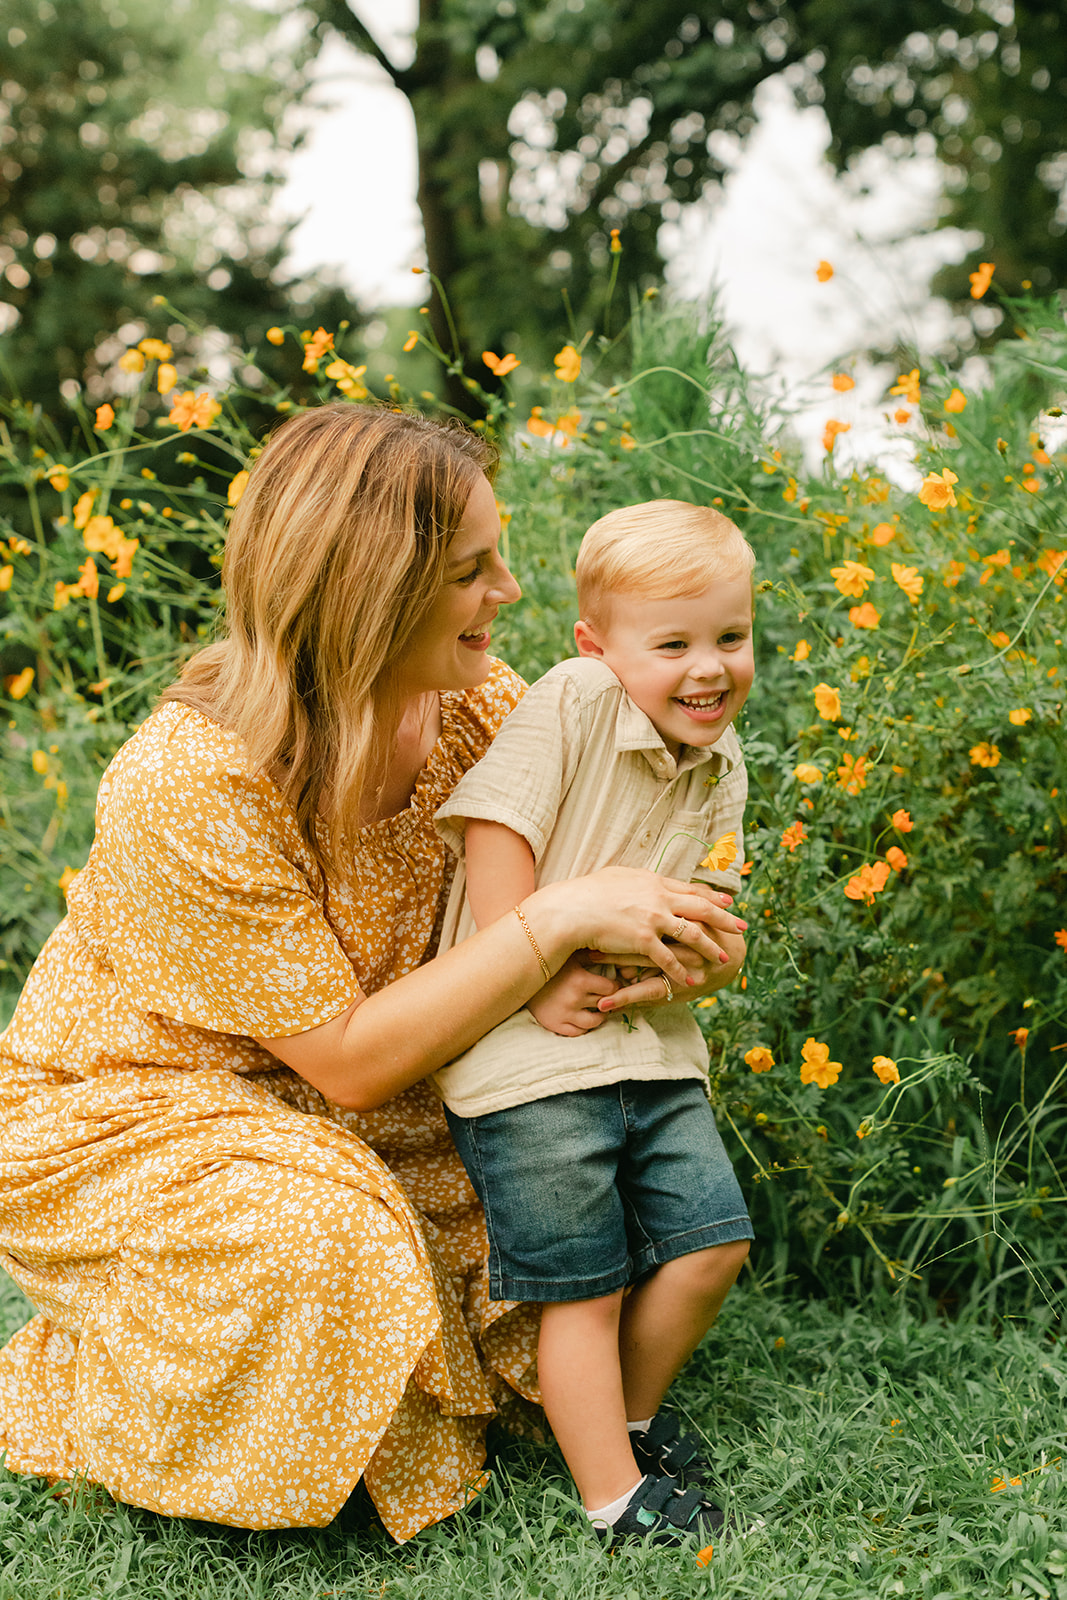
xmin=700 ymin=832 xmax=737 ymax=872
xmin=832 ymin=373 xmax=855 ymax=391
xmin=969 ymin=741 xmax=1000 ymax=768
xmin=265 ymin=326 xmax=285 ymax=345
xmin=890 ymin=369 xmax=921 ymax=404
xmin=893 ymin=408 xmax=911 ymax=425
xmin=526 ymin=407 xmax=554 ymax=438
xmin=944 ymin=559 xmax=966 ymax=587
xmin=301 ymin=327 xmax=335 ymax=372
xmin=918 ymin=468 xmax=958 ymax=510
xmin=482 ymin=350 xmax=520 ymax=377
xmin=813 ymin=683 xmax=842 ymax=721
xmin=5 ymin=666 xmax=34 ymax=699
xmin=844 ymin=861 xmax=891 ymax=905
xmin=815 ymin=260 xmax=834 ymax=282
xmin=836 ymin=753 xmax=867 ymax=795
xmin=849 ymin=601 xmax=880 ymax=629
xmin=555 ymin=408 xmax=581 ymax=441
xmin=830 ymin=559 xmax=875 ymax=598
xmin=969 ymin=261 xmax=994 ymax=300
xmin=1009 ymin=1027 xmax=1028 ymax=1054
xmin=891 ymin=563 xmax=923 ymax=603
xmin=1008 ymin=708 xmax=1032 ymax=725
xmin=745 ymin=1046 xmax=775 ymax=1074
xmin=402 ymin=331 xmax=419 ymax=353
xmin=780 ymin=821 xmax=807 ymax=852
xmin=1037 ymin=549 xmax=1066 ymax=581
xmin=168 ymin=391 xmax=222 ymax=432
xmin=869 ymin=521 xmax=895 ymax=546
xmin=1054 ymin=930 xmax=1067 ymax=951
xmin=94 ymin=403 xmax=115 ymax=432
xmin=822 ymin=418 xmax=851 ymax=453
xmin=944 ymin=388 xmax=967 ymax=413
xmin=885 ymin=846 xmax=907 ymax=872
xmin=872 ymin=1055 xmax=900 ymax=1085
xmin=609 ymin=228 xmax=622 ymax=253
xmin=47 ymin=466 xmax=69 ymax=492
xmin=553 ymin=344 xmax=582 ymax=382
xmin=77 ymin=556 xmax=99 ymax=600
xmin=800 ymin=1038 xmax=842 ymax=1088
xmin=619 ymin=430 xmax=637 ymax=450
xmin=794 ymin=763 xmax=822 ymax=784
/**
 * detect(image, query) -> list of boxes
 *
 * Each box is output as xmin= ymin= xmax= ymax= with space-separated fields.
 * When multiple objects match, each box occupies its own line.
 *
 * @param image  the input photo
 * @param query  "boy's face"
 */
xmin=574 ymin=574 xmax=754 ymax=758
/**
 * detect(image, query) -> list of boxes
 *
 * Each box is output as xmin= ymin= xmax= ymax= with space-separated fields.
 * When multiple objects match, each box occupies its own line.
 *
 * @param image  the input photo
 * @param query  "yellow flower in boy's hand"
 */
xmin=800 ymin=1038 xmax=842 ymax=1088
xmin=917 ymin=469 xmax=958 ymax=510
xmin=745 ymin=1047 xmax=775 ymax=1073
xmin=872 ymin=1055 xmax=900 ymax=1085
xmin=700 ymin=832 xmax=736 ymax=872
xmin=830 ymin=560 xmax=875 ymax=598
xmin=553 ymin=344 xmax=582 ymax=382
xmin=813 ymin=683 xmax=842 ymax=721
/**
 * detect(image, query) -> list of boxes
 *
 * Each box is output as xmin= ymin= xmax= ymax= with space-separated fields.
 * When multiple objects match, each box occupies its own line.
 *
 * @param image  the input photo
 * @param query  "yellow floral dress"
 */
xmin=0 ymin=658 xmax=541 ymax=1540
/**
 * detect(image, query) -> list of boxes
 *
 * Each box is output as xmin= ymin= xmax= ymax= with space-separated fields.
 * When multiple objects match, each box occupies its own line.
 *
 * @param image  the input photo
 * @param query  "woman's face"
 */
xmin=397 ymin=475 xmax=521 ymax=698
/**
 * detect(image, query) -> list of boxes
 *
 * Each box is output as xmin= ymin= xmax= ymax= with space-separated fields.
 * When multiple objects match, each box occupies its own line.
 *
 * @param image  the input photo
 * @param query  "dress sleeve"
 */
xmin=92 ymin=721 xmax=361 ymax=1037
xmin=436 ymin=666 xmax=582 ymax=864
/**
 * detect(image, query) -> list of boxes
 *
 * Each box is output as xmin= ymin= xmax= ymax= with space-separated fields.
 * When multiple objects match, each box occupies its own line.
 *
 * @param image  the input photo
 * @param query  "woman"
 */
xmin=0 ymin=404 xmax=735 ymax=1540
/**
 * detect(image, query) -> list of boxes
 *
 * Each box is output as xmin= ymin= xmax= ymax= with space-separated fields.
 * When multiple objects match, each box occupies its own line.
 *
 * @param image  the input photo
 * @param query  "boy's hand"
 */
xmin=527 ymin=952 xmax=619 ymax=1037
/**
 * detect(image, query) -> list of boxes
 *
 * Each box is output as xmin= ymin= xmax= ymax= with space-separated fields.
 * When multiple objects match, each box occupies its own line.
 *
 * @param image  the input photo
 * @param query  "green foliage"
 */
xmin=2 ymin=277 xmax=1066 ymax=1305
xmin=2 ymin=1274 xmax=1066 ymax=1594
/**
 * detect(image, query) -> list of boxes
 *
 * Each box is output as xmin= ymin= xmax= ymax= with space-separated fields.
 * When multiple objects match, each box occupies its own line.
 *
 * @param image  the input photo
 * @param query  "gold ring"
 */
xmin=672 ymin=918 xmax=688 ymax=940
xmin=660 ymin=974 xmax=674 ymax=1003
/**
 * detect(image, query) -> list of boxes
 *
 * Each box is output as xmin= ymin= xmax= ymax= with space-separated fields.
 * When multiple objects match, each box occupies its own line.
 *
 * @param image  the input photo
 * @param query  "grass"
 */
xmin=3 ymin=1274 xmax=1065 ymax=1599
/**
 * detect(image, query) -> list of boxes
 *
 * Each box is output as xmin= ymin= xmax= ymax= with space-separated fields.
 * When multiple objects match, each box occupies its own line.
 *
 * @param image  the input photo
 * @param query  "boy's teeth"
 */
xmin=680 ymin=693 xmax=722 ymax=706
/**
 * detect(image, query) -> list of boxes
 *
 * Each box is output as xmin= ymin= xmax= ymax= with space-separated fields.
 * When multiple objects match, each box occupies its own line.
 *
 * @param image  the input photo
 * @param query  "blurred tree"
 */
xmin=0 ymin=0 xmax=357 ymax=418
xmin=306 ymin=0 xmax=1065 ymax=408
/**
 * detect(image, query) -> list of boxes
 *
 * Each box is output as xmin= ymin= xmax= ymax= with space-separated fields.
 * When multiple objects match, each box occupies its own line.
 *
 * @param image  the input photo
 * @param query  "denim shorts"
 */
xmin=444 ymin=1079 xmax=753 ymax=1303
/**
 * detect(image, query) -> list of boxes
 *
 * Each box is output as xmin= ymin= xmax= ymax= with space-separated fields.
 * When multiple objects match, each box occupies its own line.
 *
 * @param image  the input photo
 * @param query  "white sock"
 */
xmin=627 ymin=1417 xmax=653 ymax=1433
xmin=586 ymin=1475 xmax=646 ymax=1527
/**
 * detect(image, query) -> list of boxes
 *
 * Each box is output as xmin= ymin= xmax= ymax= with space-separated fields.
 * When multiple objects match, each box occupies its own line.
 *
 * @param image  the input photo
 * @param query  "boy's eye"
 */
xmin=658 ymin=639 xmax=687 ymax=651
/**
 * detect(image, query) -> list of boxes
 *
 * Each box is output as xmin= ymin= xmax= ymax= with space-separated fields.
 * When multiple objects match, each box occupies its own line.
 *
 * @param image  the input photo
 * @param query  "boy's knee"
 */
xmin=672 ymin=1237 xmax=750 ymax=1292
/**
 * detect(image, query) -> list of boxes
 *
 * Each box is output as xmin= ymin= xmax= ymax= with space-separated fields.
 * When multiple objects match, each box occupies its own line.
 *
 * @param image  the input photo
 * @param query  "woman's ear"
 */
xmin=573 ymin=618 xmax=605 ymax=658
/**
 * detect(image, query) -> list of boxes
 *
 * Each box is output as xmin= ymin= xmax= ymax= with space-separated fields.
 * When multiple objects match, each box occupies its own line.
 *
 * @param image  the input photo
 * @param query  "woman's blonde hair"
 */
xmin=576 ymin=499 xmax=754 ymax=624
xmin=163 ymin=402 xmax=496 ymax=873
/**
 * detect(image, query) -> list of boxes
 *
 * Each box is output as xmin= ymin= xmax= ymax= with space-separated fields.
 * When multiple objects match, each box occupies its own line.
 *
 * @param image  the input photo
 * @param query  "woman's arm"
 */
xmin=256 ymin=868 xmax=742 ymax=1110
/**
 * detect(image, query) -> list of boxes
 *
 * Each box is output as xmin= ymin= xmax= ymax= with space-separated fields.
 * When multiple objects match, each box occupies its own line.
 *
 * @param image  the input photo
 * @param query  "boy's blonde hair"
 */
xmin=575 ymin=500 xmax=754 ymax=624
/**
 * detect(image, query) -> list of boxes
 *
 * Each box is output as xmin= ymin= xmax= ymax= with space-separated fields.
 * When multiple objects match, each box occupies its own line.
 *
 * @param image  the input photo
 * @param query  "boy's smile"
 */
xmin=574 ymin=575 xmax=754 ymax=758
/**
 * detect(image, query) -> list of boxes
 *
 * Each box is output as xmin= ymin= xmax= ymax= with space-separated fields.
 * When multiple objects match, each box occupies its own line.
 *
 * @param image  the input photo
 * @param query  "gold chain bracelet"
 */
xmin=513 ymin=905 xmax=551 ymax=983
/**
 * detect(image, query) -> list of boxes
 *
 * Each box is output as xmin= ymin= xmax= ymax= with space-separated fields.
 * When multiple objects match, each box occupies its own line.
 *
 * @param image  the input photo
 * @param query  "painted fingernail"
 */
xmin=719 ymin=894 xmax=733 ymax=905
xmin=687 ymin=975 xmax=698 ymax=986
xmin=719 ymin=950 xmax=729 ymax=962
xmin=734 ymin=919 xmax=748 ymax=930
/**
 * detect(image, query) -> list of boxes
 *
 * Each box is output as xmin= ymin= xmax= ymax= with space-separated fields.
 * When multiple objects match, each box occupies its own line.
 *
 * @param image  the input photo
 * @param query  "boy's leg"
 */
xmin=618 ymin=1239 xmax=750 ymax=1421
xmin=537 ymin=1290 xmax=645 ymax=1510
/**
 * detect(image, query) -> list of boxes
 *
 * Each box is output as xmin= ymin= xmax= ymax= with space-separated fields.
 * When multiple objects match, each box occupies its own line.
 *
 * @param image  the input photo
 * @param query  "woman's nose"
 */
xmin=492 ymin=564 xmax=522 ymax=604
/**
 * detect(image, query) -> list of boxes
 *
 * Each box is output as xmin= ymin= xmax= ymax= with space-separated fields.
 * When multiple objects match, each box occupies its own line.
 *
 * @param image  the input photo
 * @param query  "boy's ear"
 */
xmin=573 ymin=618 xmax=605 ymax=658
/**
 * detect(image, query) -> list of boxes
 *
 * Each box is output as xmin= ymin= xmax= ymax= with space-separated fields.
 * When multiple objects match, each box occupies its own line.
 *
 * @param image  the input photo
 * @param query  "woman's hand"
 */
xmin=524 ymin=867 xmax=747 ymax=994
xmin=526 ymin=952 xmax=618 ymax=1036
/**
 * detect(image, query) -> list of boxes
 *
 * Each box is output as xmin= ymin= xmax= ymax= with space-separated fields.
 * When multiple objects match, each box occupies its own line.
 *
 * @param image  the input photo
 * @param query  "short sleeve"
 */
xmin=89 ymin=712 xmax=361 ymax=1037
xmin=435 ymin=666 xmax=582 ymax=863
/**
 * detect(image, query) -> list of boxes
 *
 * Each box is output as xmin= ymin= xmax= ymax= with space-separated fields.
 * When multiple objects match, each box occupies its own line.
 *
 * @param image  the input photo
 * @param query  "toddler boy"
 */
xmin=434 ymin=500 xmax=755 ymax=1548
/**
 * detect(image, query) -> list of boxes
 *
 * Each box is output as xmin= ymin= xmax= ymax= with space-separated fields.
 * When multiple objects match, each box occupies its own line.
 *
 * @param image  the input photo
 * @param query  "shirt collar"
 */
xmin=613 ymin=692 xmax=739 ymax=781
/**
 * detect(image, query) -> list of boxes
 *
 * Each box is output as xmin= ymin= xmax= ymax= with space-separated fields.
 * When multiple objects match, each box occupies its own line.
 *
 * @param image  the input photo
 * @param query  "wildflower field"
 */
xmin=1 ymin=269 xmax=1067 ymax=1591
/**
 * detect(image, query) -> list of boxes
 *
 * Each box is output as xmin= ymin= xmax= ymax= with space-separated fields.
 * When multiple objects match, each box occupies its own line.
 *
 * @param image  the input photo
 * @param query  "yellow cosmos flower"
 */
xmin=869 ymin=521 xmax=895 ymax=546
xmin=891 ymin=563 xmax=923 ymax=603
xmin=0 ymin=565 xmax=11 ymax=591
xmin=700 ymin=832 xmax=737 ymax=872
xmin=822 ymin=418 xmax=851 ymax=453
xmin=107 ymin=583 xmax=125 ymax=602
xmin=792 ymin=639 xmax=810 ymax=661
xmin=610 ymin=228 xmax=622 ymax=253
xmin=301 ymin=326 xmax=335 ymax=373
xmin=969 ymin=261 xmax=994 ymax=300
xmin=168 ymin=391 xmax=222 ymax=432
xmin=156 ymin=363 xmax=178 ymax=395
xmin=119 ymin=348 xmax=145 ymax=374
xmin=1008 ymin=708 xmax=1032 ymax=725
xmin=403 ymin=331 xmax=420 ymax=353
xmin=800 ymin=1038 xmax=842 ymax=1088
xmin=94 ymin=403 xmax=115 ymax=432
xmin=794 ymin=763 xmax=823 ymax=784
xmin=77 ymin=556 xmax=99 ymax=600
xmin=482 ymin=350 xmax=520 ymax=376
xmin=872 ymin=1055 xmax=900 ymax=1085
xmin=830 ymin=560 xmax=875 ymax=598
xmin=969 ymin=741 xmax=1001 ymax=768
xmin=831 ymin=373 xmax=854 ymax=391
xmin=813 ymin=683 xmax=842 ymax=721
xmin=745 ymin=1047 xmax=775 ymax=1074
xmin=918 ymin=468 xmax=958 ymax=510
xmin=324 ymin=358 xmax=368 ymax=400
xmin=553 ymin=344 xmax=582 ymax=382
xmin=138 ymin=337 xmax=173 ymax=361
xmin=890 ymin=368 xmax=921 ymax=404
xmin=265 ymin=326 xmax=285 ymax=345
xmin=849 ymin=601 xmax=880 ymax=629
xmin=47 ymin=466 xmax=69 ymax=492
xmin=815 ymin=260 xmax=834 ymax=282
xmin=227 ymin=470 xmax=249 ymax=508
xmin=5 ymin=666 xmax=34 ymax=699
xmin=944 ymin=388 xmax=967 ymax=413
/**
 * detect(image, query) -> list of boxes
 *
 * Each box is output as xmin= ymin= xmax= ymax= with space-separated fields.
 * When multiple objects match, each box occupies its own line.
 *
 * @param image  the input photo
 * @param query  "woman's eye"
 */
xmin=455 ymin=565 xmax=481 ymax=586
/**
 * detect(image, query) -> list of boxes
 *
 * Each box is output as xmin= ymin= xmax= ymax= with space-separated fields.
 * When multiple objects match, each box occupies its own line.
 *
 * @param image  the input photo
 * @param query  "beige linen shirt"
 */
xmin=433 ymin=656 xmax=747 ymax=1117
